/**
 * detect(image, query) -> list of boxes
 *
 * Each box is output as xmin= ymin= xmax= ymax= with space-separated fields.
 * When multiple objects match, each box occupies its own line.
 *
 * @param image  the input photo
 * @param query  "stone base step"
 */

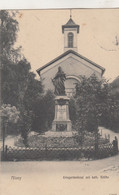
xmin=43 ymin=131 xmax=77 ymax=137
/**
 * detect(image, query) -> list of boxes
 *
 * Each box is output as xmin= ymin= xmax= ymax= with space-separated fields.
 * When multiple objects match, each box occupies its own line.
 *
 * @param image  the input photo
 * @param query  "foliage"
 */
xmin=23 ymin=71 xmax=43 ymax=111
xmin=101 ymin=97 xmax=119 ymax=132
xmin=19 ymin=73 xmax=44 ymax=145
xmin=2 ymin=59 xmax=31 ymax=106
xmin=32 ymin=90 xmax=55 ymax=133
xmin=2 ymin=55 xmax=43 ymax=142
xmin=1 ymin=10 xmax=44 ymax=145
xmin=69 ymin=97 xmax=77 ymax=127
xmin=15 ymin=132 xmax=110 ymax=148
xmin=75 ymin=74 xmax=111 ymax=135
xmin=18 ymin=109 xmax=33 ymax=147
xmin=1 ymin=104 xmax=19 ymax=123
xmin=71 ymin=74 xmax=119 ymax=134
xmin=0 ymin=10 xmax=21 ymax=61
xmin=1 ymin=104 xmax=20 ymax=136
xmin=110 ymin=76 xmax=119 ymax=98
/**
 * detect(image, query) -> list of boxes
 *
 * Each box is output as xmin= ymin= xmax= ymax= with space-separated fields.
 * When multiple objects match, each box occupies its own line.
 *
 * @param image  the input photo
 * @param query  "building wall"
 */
xmin=40 ymin=53 xmax=102 ymax=96
xmin=65 ymin=78 xmax=79 ymax=97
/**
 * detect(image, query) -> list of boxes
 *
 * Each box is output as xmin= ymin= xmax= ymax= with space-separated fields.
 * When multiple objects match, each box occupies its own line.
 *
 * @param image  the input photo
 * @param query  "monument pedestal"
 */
xmin=52 ymin=96 xmax=72 ymax=132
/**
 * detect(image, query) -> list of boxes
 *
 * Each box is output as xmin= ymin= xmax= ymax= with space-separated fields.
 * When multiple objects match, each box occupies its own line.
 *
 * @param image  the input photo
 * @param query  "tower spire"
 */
xmin=70 ymin=9 xmax=72 ymax=19
xmin=62 ymin=11 xmax=80 ymax=52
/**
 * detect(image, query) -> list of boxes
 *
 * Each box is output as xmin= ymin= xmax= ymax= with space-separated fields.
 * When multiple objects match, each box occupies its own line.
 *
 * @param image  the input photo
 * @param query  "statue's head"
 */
xmin=58 ymin=66 xmax=62 ymax=72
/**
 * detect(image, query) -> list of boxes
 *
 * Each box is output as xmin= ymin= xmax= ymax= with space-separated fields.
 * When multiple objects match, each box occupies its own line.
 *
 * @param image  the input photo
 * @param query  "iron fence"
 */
xmin=1 ymin=142 xmax=118 ymax=161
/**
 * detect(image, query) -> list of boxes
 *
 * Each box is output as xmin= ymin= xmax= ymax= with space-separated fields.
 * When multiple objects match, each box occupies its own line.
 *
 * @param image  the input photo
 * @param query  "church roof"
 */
xmin=36 ymin=50 xmax=105 ymax=76
xmin=62 ymin=18 xmax=79 ymax=33
xmin=66 ymin=18 xmax=77 ymax=25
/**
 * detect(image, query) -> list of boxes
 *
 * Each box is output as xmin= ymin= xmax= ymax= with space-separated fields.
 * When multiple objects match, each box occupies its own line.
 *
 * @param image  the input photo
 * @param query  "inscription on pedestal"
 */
xmin=56 ymin=124 xmax=67 ymax=131
xmin=57 ymin=105 xmax=66 ymax=120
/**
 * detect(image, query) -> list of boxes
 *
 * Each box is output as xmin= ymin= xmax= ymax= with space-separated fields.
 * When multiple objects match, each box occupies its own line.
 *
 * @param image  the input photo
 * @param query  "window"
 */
xmin=68 ymin=32 xmax=74 ymax=48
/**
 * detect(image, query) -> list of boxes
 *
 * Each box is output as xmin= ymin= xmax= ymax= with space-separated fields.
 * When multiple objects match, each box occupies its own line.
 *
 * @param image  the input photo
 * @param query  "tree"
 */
xmin=101 ymin=96 xmax=119 ymax=132
xmin=19 ymin=71 xmax=43 ymax=144
xmin=2 ymin=59 xmax=30 ymax=106
xmin=105 ymin=77 xmax=119 ymax=131
xmin=0 ymin=10 xmax=20 ymax=140
xmin=0 ymin=11 xmax=44 ymax=145
xmin=18 ymin=109 xmax=33 ymax=147
xmin=75 ymin=74 xmax=111 ymax=146
xmin=23 ymin=71 xmax=43 ymax=111
xmin=32 ymin=90 xmax=55 ymax=133
xmin=0 ymin=10 xmax=20 ymax=61
xmin=69 ymin=97 xmax=77 ymax=127
xmin=1 ymin=104 xmax=19 ymax=125
xmin=0 ymin=104 xmax=19 ymax=153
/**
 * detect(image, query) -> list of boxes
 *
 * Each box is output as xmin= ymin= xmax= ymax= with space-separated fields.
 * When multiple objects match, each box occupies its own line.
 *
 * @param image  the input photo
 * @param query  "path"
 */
xmin=0 ymin=135 xmax=16 ymax=148
xmin=1 ymin=154 xmax=119 ymax=176
xmin=99 ymin=126 xmax=119 ymax=148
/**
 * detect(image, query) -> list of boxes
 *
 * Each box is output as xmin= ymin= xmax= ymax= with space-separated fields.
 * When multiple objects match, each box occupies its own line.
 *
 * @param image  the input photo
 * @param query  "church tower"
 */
xmin=62 ymin=14 xmax=80 ymax=52
xmin=37 ymin=11 xmax=105 ymax=99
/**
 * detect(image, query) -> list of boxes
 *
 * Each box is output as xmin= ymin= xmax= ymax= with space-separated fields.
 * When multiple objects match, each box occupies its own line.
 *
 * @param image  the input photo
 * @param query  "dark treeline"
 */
xmin=0 ymin=11 xmax=55 ymax=146
xmin=72 ymin=75 xmax=119 ymax=133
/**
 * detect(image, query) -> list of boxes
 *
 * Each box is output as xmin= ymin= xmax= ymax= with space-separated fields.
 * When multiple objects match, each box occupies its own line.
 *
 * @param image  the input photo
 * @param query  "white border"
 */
xmin=0 ymin=0 xmax=119 ymax=9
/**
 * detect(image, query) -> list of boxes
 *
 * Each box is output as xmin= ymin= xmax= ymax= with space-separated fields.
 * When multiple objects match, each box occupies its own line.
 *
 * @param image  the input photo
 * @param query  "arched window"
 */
xmin=68 ymin=32 xmax=74 ymax=48
xmin=65 ymin=76 xmax=80 ymax=97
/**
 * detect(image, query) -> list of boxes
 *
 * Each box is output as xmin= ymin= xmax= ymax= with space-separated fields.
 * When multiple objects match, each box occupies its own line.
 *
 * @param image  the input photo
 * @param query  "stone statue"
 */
xmin=52 ymin=67 xmax=66 ymax=96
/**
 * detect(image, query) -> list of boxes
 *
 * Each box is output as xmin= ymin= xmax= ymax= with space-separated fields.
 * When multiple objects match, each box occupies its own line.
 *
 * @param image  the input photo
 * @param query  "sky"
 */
xmin=15 ymin=9 xmax=119 ymax=81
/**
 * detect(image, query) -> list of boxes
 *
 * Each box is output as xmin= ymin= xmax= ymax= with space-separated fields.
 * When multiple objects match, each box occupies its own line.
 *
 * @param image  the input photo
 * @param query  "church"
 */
xmin=36 ymin=15 xmax=105 ymax=97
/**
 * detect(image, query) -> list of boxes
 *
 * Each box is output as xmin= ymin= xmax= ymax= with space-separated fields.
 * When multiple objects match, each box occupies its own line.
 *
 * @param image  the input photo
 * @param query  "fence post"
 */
xmin=2 ymin=124 xmax=5 ymax=159
xmin=112 ymin=136 xmax=118 ymax=154
xmin=94 ymin=130 xmax=99 ymax=159
xmin=4 ymin=145 xmax=8 ymax=161
xmin=45 ymin=144 xmax=47 ymax=160
xmin=108 ymin=134 xmax=110 ymax=142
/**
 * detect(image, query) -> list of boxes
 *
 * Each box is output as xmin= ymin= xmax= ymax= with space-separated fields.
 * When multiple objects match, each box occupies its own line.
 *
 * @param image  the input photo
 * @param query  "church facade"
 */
xmin=37 ymin=16 xmax=105 ymax=97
